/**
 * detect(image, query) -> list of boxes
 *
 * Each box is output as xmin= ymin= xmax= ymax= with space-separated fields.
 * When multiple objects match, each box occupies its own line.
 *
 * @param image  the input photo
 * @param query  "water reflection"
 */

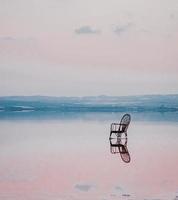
xmin=109 ymin=114 xmax=131 ymax=163
xmin=109 ymin=134 xmax=131 ymax=163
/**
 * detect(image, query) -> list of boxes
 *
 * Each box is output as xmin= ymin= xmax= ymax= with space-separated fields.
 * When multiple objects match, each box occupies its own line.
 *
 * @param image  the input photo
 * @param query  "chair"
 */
xmin=110 ymin=114 xmax=131 ymax=138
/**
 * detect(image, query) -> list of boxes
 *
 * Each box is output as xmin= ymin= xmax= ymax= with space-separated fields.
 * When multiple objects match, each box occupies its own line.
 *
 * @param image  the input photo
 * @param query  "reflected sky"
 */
xmin=0 ymin=118 xmax=178 ymax=200
xmin=1 ymin=111 xmax=178 ymax=123
xmin=109 ymin=135 xmax=131 ymax=163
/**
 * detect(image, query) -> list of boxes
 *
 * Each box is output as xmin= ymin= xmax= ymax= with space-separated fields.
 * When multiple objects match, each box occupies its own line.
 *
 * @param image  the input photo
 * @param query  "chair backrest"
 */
xmin=119 ymin=114 xmax=131 ymax=132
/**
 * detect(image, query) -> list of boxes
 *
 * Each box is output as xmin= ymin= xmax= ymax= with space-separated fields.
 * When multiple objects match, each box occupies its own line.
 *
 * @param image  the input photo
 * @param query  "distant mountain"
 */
xmin=0 ymin=94 xmax=178 ymax=113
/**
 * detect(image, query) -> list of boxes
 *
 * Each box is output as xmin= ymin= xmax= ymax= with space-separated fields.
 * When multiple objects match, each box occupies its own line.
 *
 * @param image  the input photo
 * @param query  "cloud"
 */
xmin=0 ymin=36 xmax=35 ymax=42
xmin=115 ymin=186 xmax=123 ymax=191
xmin=170 ymin=13 xmax=177 ymax=20
xmin=74 ymin=184 xmax=94 ymax=192
xmin=110 ymin=194 xmax=117 ymax=197
xmin=170 ymin=13 xmax=175 ymax=19
xmin=113 ymin=22 xmax=133 ymax=35
xmin=75 ymin=26 xmax=101 ymax=35
xmin=0 ymin=170 xmax=36 ymax=182
xmin=174 ymin=195 xmax=178 ymax=200
xmin=122 ymin=194 xmax=131 ymax=197
xmin=0 ymin=36 xmax=16 ymax=41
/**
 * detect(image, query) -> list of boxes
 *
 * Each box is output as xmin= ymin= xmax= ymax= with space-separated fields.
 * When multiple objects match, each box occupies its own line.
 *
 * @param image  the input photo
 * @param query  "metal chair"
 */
xmin=110 ymin=113 xmax=131 ymax=138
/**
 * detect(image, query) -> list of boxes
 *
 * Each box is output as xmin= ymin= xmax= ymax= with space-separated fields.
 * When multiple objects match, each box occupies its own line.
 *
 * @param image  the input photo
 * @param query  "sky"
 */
xmin=0 ymin=0 xmax=178 ymax=96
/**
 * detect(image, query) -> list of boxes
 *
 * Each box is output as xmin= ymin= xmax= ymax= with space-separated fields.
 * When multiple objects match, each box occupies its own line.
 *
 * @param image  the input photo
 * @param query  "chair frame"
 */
xmin=110 ymin=114 xmax=131 ymax=138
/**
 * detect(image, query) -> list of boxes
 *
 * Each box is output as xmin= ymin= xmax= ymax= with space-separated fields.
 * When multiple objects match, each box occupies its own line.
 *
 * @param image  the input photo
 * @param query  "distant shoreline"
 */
xmin=0 ymin=94 xmax=178 ymax=113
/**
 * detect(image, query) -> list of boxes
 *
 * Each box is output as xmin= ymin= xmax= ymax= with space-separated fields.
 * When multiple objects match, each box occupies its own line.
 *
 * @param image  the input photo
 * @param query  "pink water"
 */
xmin=0 ymin=120 xmax=178 ymax=200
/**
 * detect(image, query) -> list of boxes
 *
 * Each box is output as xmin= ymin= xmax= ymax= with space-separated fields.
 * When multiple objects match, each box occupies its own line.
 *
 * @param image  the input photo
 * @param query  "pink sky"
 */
xmin=0 ymin=0 xmax=178 ymax=96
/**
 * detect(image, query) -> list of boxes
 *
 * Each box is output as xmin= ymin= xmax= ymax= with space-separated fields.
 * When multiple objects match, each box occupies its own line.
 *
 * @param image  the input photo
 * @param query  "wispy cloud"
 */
xmin=115 ymin=186 xmax=123 ymax=191
xmin=0 ymin=170 xmax=36 ymax=182
xmin=75 ymin=26 xmax=101 ymax=35
xmin=0 ymin=36 xmax=35 ymax=42
xmin=110 ymin=194 xmax=117 ymax=197
xmin=0 ymin=36 xmax=16 ymax=41
xmin=169 ymin=13 xmax=177 ymax=20
xmin=74 ymin=184 xmax=94 ymax=192
xmin=113 ymin=22 xmax=133 ymax=35
xmin=122 ymin=193 xmax=131 ymax=197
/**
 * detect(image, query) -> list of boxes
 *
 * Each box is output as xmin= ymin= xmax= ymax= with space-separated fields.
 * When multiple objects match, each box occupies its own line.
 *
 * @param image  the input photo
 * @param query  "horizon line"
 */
xmin=0 ymin=93 xmax=178 ymax=98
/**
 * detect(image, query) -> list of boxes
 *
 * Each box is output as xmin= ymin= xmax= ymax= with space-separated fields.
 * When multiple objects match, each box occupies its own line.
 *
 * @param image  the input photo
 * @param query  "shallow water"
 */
xmin=0 ymin=115 xmax=178 ymax=200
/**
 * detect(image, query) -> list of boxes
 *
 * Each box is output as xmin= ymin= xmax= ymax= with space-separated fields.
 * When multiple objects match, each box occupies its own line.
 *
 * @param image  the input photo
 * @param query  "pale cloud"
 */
xmin=113 ymin=22 xmax=134 ymax=35
xmin=122 ymin=193 xmax=131 ymax=197
xmin=74 ymin=183 xmax=94 ymax=192
xmin=75 ymin=26 xmax=101 ymax=35
xmin=169 ymin=12 xmax=178 ymax=20
xmin=170 ymin=13 xmax=175 ymax=19
xmin=0 ymin=36 xmax=35 ymax=42
xmin=115 ymin=186 xmax=123 ymax=191
xmin=0 ymin=36 xmax=16 ymax=41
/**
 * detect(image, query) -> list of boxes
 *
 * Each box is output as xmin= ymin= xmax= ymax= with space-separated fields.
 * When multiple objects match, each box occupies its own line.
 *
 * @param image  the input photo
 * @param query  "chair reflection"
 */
xmin=109 ymin=114 xmax=131 ymax=163
xmin=109 ymin=135 xmax=131 ymax=163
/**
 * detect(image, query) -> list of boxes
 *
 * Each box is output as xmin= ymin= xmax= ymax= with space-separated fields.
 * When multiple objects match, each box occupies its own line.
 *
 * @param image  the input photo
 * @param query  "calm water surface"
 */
xmin=0 ymin=115 xmax=178 ymax=200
